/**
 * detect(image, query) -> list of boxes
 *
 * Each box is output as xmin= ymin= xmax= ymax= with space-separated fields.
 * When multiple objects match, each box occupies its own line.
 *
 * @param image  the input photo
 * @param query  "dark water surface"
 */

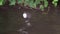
xmin=0 ymin=5 xmax=60 ymax=34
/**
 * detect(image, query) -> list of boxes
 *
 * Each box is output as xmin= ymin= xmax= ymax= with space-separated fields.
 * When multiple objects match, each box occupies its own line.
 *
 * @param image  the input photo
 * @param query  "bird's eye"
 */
xmin=23 ymin=12 xmax=27 ymax=18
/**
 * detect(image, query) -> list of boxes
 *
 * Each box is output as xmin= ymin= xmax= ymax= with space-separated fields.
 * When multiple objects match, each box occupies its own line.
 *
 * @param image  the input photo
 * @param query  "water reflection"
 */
xmin=18 ymin=12 xmax=32 ymax=34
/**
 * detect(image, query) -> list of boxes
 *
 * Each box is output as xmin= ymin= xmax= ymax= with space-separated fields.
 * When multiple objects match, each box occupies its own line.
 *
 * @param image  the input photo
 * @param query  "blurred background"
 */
xmin=0 ymin=0 xmax=60 ymax=34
